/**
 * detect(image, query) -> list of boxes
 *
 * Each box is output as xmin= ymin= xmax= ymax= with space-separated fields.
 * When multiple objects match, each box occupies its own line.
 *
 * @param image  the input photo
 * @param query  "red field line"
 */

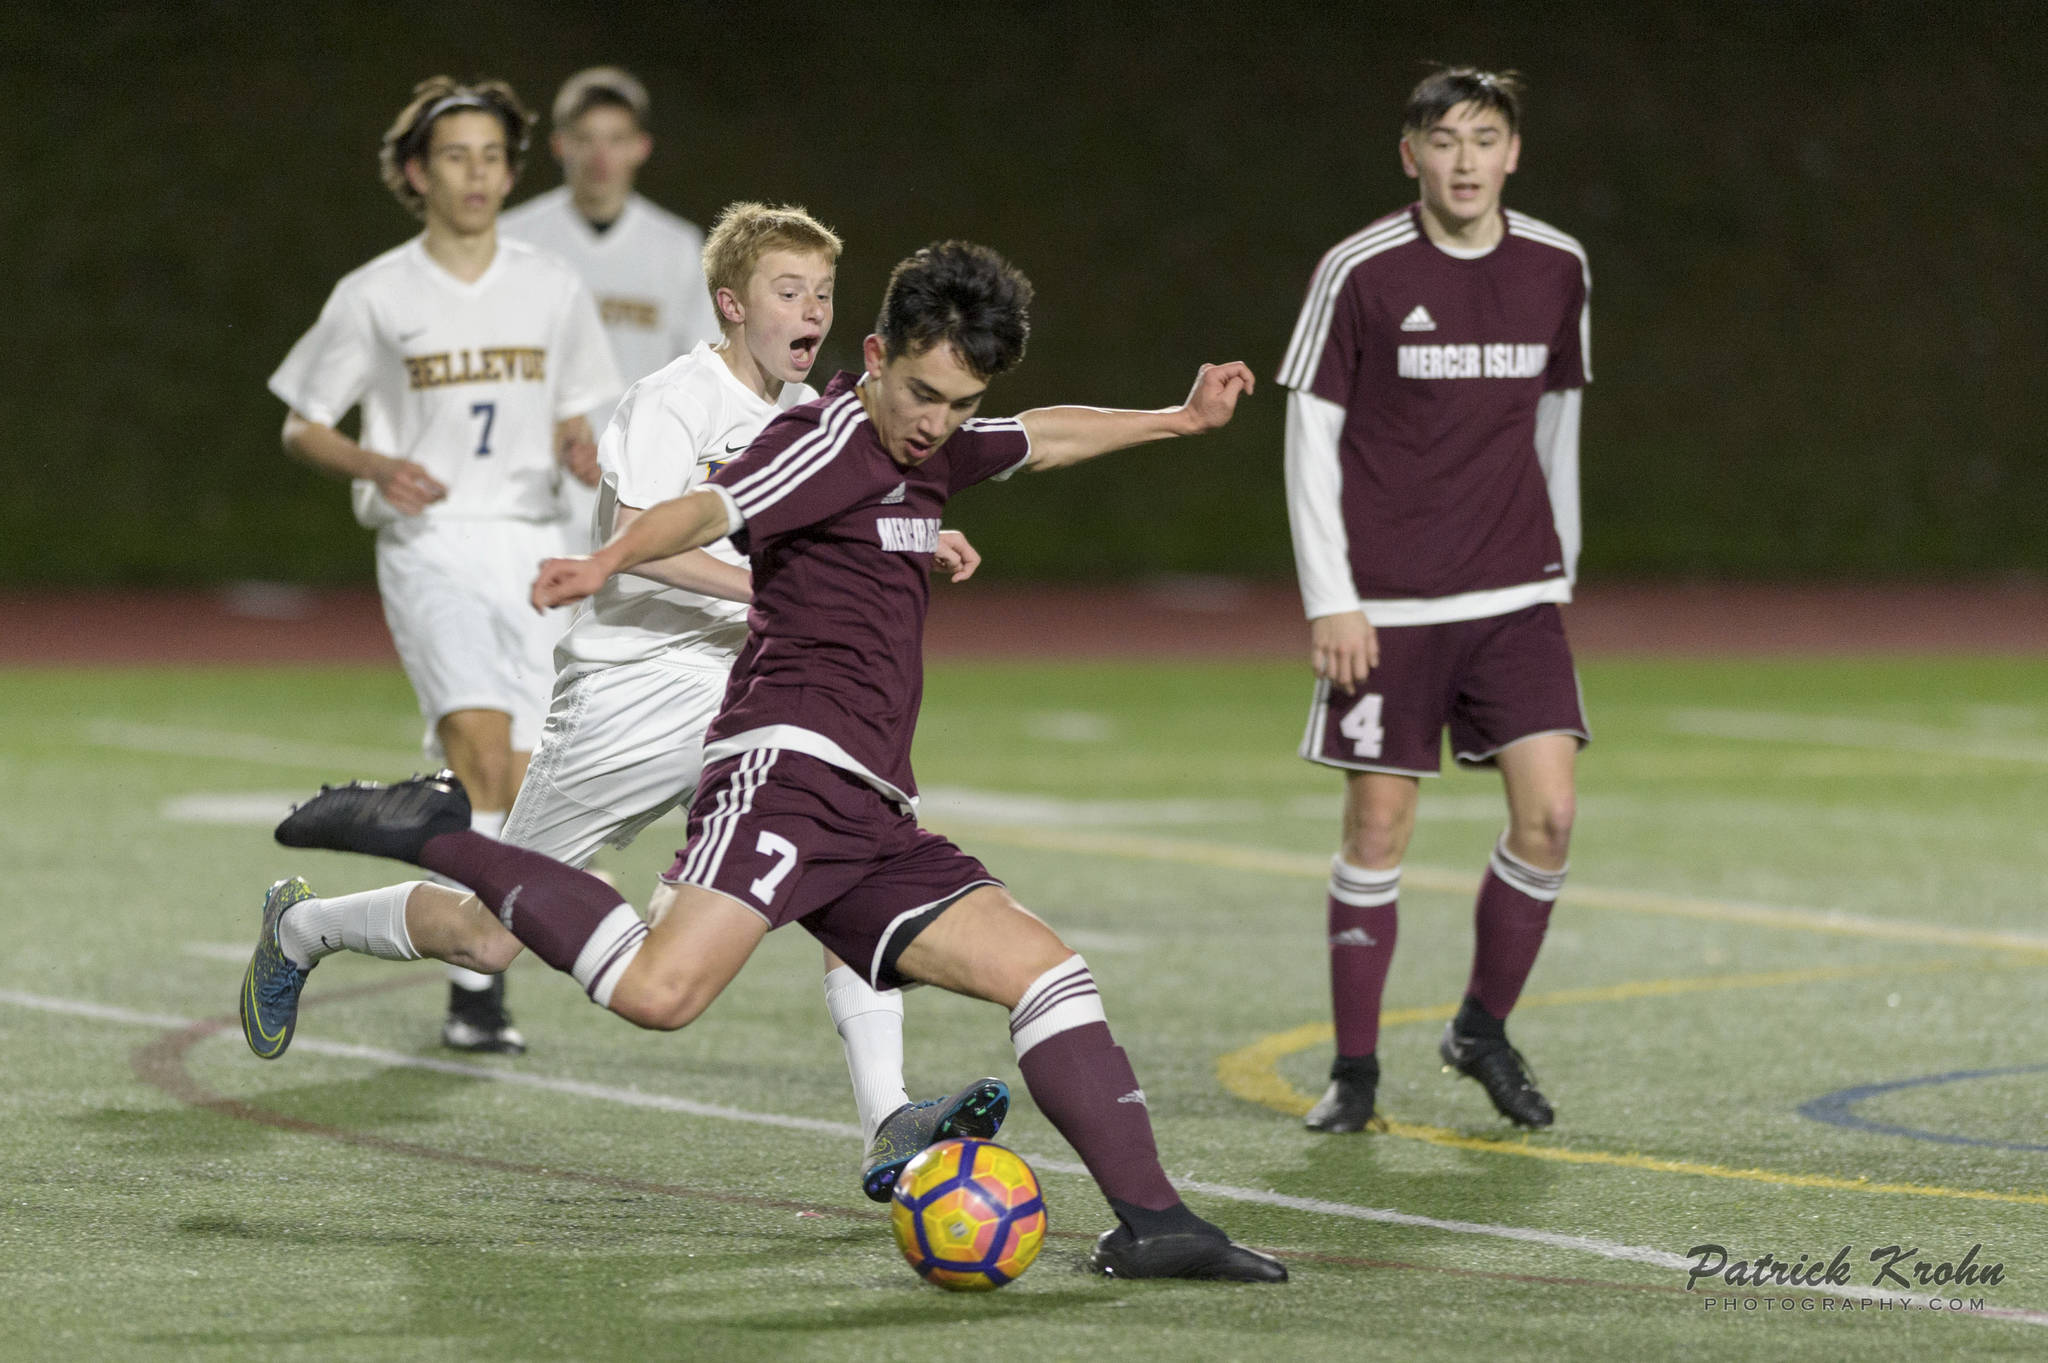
xmin=5 ymin=580 xmax=2047 ymax=666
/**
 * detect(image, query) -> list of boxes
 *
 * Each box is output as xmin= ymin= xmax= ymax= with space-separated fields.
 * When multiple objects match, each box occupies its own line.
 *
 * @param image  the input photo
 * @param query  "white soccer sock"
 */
xmin=823 ymin=966 xmax=909 ymax=1146
xmin=278 ymin=881 xmax=424 ymax=968
xmin=572 ymin=904 xmax=650 ymax=1009
xmin=1008 ymin=955 xmax=1107 ymax=1061
xmin=446 ymin=809 xmax=508 ymax=991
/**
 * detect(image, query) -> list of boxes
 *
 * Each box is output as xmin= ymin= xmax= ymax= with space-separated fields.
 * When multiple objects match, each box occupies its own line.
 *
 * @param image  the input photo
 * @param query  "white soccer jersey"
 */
xmin=269 ymin=237 xmax=621 ymax=528
xmin=500 ymin=188 xmax=722 ymax=416
xmin=555 ymin=343 xmax=816 ymax=673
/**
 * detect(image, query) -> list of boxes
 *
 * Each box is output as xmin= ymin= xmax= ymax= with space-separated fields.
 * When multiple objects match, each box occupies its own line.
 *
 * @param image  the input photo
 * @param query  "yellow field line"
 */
xmin=938 ymin=821 xmax=2048 ymax=958
xmin=1218 ymin=962 xmax=2048 ymax=1208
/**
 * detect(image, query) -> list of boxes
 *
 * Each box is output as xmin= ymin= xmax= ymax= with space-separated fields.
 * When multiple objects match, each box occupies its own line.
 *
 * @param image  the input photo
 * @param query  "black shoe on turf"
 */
xmin=442 ymin=977 xmax=526 ymax=1056
xmin=1304 ymin=1054 xmax=1385 ymax=1133
xmin=861 ymin=1077 xmax=1010 ymax=1202
xmin=275 ymin=771 xmax=471 ymax=863
xmin=1439 ymin=1022 xmax=1553 ymax=1128
xmin=1089 ymin=1225 xmax=1289 ymax=1283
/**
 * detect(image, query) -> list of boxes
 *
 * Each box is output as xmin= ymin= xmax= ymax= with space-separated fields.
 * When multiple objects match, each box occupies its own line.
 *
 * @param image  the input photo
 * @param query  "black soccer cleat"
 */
xmin=1439 ymin=1022 xmax=1554 ymax=1128
xmin=275 ymin=771 xmax=471 ymax=864
xmin=1304 ymin=1054 xmax=1385 ymax=1134
xmin=1090 ymin=1225 xmax=1289 ymax=1283
xmin=442 ymin=976 xmax=526 ymax=1056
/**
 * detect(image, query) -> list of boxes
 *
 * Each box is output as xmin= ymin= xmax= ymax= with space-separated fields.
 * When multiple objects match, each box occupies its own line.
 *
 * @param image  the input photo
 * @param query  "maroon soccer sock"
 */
xmin=1326 ymin=858 xmax=1400 ymax=1058
xmin=1010 ymin=957 xmax=1180 ymax=1213
xmin=1464 ymin=836 xmax=1566 ymax=1020
xmin=418 ymin=830 xmax=638 ymax=984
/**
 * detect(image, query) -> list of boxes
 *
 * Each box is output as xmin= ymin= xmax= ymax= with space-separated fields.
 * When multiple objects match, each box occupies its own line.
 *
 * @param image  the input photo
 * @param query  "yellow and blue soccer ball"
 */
xmin=889 ymin=1138 xmax=1046 ymax=1290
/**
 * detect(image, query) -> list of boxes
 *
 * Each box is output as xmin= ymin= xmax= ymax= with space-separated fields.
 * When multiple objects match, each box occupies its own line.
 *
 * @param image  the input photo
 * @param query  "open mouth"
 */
xmin=788 ymin=334 xmax=820 ymax=368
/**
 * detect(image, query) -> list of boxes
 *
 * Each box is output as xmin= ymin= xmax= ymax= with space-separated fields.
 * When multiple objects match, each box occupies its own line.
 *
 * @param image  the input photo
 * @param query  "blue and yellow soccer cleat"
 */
xmin=861 ymin=1077 xmax=1010 ymax=1202
xmin=240 ymin=876 xmax=317 ymax=1060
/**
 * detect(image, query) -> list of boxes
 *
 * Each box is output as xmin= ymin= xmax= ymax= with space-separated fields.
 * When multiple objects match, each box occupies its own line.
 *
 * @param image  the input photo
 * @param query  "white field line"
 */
xmin=3 ymin=986 xmax=2045 ymax=1325
xmin=183 ymin=942 xmax=268 ymax=962
xmin=162 ymin=793 xmax=304 ymax=825
xmin=1668 ymin=709 xmax=2048 ymax=765
xmin=84 ymin=720 xmax=421 ymax=772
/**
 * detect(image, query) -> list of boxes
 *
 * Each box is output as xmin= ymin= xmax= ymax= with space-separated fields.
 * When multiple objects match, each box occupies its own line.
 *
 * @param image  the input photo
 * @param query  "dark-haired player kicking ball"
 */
xmin=258 ymin=241 xmax=1284 ymax=1283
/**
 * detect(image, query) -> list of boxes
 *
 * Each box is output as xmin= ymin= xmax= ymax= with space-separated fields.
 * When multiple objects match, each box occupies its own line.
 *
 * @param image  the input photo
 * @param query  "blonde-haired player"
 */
xmin=268 ymin=77 xmax=621 ymax=1053
xmin=252 ymin=203 xmax=1006 ymax=1200
xmin=501 ymin=67 xmax=723 ymax=552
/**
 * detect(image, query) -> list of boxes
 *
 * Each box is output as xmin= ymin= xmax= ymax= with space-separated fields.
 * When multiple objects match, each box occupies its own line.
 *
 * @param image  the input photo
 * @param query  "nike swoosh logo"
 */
xmin=397 ymin=327 xmax=428 ymax=343
xmin=722 ymin=441 xmax=749 ymax=455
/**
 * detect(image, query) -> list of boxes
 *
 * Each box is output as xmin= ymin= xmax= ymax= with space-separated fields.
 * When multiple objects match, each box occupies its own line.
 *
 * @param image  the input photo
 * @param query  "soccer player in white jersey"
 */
xmin=268 ymin=77 xmax=622 ymax=1054
xmin=1278 ymin=68 xmax=1591 ymax=1133
xmin=252 ymin=203 xmax=1003 ymax=1200
xmin=501 ymin=67 xmax=724 ymax=552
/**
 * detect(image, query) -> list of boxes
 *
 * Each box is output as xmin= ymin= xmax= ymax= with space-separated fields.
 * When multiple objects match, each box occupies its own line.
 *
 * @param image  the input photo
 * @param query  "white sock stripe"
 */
xmin=1011 ymin=986 xmax=1107 ymax=1060
xmin=1008 ymin=957 xmax=1107 ymax=1059
xmin=585 ymin=921 xmax=648 ymax=1006
xmin=1008 ymin=974 xmax=1099 ymax=1037
xmin=1490 ymin=839 xmax=1568 ymax=901
xmin=1008 ymin=956 xmax=1090 ymax=1025
xmin=570 ymin=904 xmax=651 ymax=994
xmin=1330 ymin=857 xmax=1401 ymax=907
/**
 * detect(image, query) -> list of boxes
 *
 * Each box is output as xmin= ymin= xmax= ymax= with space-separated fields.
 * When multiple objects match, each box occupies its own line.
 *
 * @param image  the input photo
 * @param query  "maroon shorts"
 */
xmin=1299 ymin=604 xmax=1589 ymax=776
xmin=661 ymin=748 xmax=1000 ymax=988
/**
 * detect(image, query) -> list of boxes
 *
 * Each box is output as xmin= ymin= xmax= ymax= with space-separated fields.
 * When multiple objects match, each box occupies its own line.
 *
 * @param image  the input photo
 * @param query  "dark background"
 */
xmin=4 ymin=1 xmax=2041 ymax=586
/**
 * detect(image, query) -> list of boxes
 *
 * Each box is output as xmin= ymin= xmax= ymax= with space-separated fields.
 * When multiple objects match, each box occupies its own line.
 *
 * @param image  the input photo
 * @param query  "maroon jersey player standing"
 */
xmin=1279 ymin=68 xmax=1590 ymax=1133
xmin=272 ymin=242 xmax=1285 ymax=1283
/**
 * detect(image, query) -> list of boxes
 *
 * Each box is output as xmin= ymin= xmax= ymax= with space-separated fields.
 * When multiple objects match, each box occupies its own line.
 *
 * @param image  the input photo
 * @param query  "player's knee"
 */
xmin=1512 ymin=795 xmax=1575 ymax=863
xmin=613 ymin=970 xmax=717 ymax=1032
xmin=1342 ymin=813 xmax=1412 ymax=868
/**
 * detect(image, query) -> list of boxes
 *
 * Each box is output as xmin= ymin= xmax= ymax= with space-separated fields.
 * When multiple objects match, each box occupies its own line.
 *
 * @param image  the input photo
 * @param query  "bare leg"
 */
xmin=435 ymin=708 xmax=518 ymax=811
xmin=1496 ymin=733 xmax=1577 ymax=870
xmin=605 ymin=884 xmax=767 ymax=1030
xmin=404 ymin=883 xmax=526 ymax=974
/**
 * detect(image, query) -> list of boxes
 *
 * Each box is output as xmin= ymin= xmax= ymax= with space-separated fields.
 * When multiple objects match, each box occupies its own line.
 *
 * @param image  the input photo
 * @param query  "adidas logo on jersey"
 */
xmin=1328 ymin=926 xmax=1380 ymax=948
xmin=1117 ymin=1088 xmax=1148 ymax=1106
xmin=1399 ymin=305 xmax=1437 ymax=332
xmin=880 ymin=481 xmax=908 ymax=505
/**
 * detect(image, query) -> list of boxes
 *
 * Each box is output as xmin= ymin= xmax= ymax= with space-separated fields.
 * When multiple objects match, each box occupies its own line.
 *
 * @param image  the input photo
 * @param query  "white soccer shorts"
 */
xmin=500 ymin=654 xmax=730 ymax=868
xmin=374 ymin=517 xmax=570 ymax=758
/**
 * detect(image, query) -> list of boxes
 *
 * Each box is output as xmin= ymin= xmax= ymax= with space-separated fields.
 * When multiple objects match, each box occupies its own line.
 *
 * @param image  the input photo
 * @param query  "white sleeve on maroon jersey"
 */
xmin=1284 ymin=389 xmax=1363 ymax=619
xmin=1535 ymin=388 xmax=1582 ymax=586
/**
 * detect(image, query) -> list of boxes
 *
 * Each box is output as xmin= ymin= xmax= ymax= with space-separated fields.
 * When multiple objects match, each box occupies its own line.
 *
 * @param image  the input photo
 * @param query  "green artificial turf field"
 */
xmin=2 ymin=656 xmax=2045 ymax=1360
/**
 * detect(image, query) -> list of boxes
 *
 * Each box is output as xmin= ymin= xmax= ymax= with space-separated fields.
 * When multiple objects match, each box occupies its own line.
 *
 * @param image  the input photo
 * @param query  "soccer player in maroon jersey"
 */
xmin=269 ymin=242 xmax=1286 ymax=1282
xmin=1278 ymin=68 xmax=1591 ymax=1133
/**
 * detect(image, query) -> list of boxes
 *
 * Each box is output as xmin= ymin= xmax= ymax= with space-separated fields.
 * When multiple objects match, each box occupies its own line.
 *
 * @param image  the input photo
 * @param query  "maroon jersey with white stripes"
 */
xmin=1278 ymin=205 xmax=1589 ymax=600
xmin=704 ymin=371 xmax=1029 ymax=805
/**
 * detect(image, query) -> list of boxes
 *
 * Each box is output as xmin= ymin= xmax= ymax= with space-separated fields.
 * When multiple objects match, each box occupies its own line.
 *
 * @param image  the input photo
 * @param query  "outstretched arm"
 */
xmin=1018 ymin=362 xmax=1253 ymax=471
xmin=532 ymin=487 xmax=735 ymax=610
xmin=611 ymin=503 xmax=753 ymax=602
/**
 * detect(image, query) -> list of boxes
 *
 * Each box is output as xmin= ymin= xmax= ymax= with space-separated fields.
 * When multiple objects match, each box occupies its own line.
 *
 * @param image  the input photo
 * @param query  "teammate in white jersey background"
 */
xmin=501 ymin=67 xmax=723 ymax=552
xmin=268 ymin=76 xmax=621 ymax=1053
xmin=257 ymin=203 xmax=1003 ymax=1200
xmin=1279 ymin=67 xmax=1591 ymax=1136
